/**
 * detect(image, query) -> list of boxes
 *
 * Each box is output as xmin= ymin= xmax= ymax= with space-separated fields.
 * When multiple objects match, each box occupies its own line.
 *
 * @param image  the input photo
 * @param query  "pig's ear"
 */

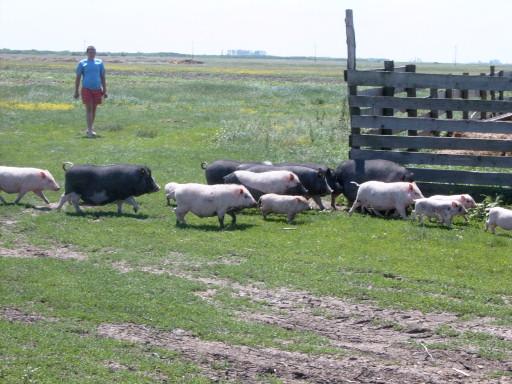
xmin=40 ymin=171 xmax=47 ymax=179
xmin=461 ymin=195 xmax=467 ymax=202
xmin=451 ymin=201 xmax=457 ymax=208
xmin=288 ymin=173 xmax=294 ymax=181
xmin=295 ymin=197 xmax=300 ymax=201
xmin=238 ymin=188 xmax=244 ymax=195
xmin=408 ymin=183 xmax=413 ymax=191
xmin=317 ymin=169 xmax=324 ymax=178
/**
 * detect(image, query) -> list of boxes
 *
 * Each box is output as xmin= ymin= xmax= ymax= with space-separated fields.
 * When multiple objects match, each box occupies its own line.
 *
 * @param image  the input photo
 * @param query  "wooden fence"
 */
xmin=344 ymin=9 xmax=512 ymax=200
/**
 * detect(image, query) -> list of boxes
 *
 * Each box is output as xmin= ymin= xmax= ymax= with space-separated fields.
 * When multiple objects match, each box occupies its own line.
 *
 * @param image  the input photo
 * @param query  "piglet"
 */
xmin=0 ymin=166 xmax=60 ymax=204
xmin=485 ymin=207 xmax=512 ymax=234
xmin=348 ymin=181 xmax=424 ymax=219
xmin=258 ymin=193 xmax=311 ymax=223
xmin=413 ymin=198 xmax=466 ymax=227
xmin=428 ymin=194 xmax=476 ymax=222
xmin=174 ymin=183 xmax=257 ymax=228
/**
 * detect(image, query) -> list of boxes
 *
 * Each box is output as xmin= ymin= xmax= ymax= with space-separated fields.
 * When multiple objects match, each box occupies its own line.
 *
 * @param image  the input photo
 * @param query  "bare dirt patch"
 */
xmin=0 ymin=217 xmax=86 ymax=261
xmin=110 ymin=260 xmax=512 ymax=383
xmin=0 ymin=243 xmax=87 ymax=261
xmin=97 ymin=322 xmax=507 ymax=384
xmin=0 ymin=307 xmax=56 ymax=324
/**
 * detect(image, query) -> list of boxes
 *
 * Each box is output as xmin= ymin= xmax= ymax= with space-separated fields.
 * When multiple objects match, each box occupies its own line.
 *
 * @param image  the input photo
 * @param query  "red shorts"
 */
xmin=81 ymin=88 xmax=103 ymax=106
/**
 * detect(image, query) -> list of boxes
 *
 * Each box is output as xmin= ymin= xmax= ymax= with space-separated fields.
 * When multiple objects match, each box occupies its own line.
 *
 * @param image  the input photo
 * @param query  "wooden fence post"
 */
xmin=430 ymin=88 xmax=439 ymax=136
xmin=380 ymin=60 xmax=394 ymax=149
xmin=462 ymin=72 xmax=469 ymax=120
xmin=480 ymin=72 xmax=487 ymax=120
xmin=345 ymin=9 xmax=361 ymax=157
xmin=498 ymin=70 xmax=504 ymax=101
xmin=405 ymin=64 xmax=417 ymax=150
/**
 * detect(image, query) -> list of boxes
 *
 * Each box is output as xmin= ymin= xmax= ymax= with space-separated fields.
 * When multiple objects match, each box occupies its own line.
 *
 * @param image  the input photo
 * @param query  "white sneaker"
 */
xmin=86 ymin=130 xmax=97 ymax=138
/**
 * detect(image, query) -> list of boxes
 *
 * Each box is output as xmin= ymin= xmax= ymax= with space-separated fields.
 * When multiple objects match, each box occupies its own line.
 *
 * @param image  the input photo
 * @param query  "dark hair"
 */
xmin=86 ymin=46 xmax=96 ymax=53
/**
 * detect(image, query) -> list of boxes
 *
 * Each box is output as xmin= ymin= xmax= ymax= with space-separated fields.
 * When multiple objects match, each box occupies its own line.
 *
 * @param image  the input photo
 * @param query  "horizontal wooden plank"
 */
xmin=350 ymin=95 xmax=512 ymax=113
xmin=358 ymin=87 xmax=384 ymax=97
xmin=407 ymin=167 xmax=512 ymax=186
xmin=346 ymin=70 xmax=512 ymax=91
xmin=351 ymin=134 xmax=512 ymax=152
xmin=415 ymin=182 xmax=512 ymax=202
xmin=349 ymin=148 xmax=512 ymax=168
xmin=351 ymin=115 xmax=512 ymax=134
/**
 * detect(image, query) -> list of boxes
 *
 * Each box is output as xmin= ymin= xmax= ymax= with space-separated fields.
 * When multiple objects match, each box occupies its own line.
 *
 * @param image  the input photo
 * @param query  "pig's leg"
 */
xmin=485 ymin=220 xmax=496 ymax=234
xmin=119 ymin=197 xmax=139 ymax=213
xmin=116 ymin=201 xmax=124 ymax=214
xmin=33 ymin=190 xmax=50 ymax=204
xmin=54 ymin=192 xmax=82 ymax=213
xmin=217 ymin=214 xmax=225 ymax=228
xmin=128 ymin=197 xmax=139 ymax=213
xmin=330 ymin=192 xmax=340 ymax=210
xmin=227 ymin=212 xmax=236 ymax=226
xmin=396 ymin=205 xmax=408 ymax=219
xmin=52 ymin=193 xmax=69 ymax=210
xmin=174 ymin=206 xmax=187 ymax=225
xmin=312 ymin=196 xmax=326 ymax=211
xmin=14 ymin=190 xmax=28 ymax=204
xmin=371 ymin=208 xmax=385 ymax=218
xmin=287 ymin=212 xmax=296 ymax=223
xmin=348 ymin=200 xmax=361 ymax=216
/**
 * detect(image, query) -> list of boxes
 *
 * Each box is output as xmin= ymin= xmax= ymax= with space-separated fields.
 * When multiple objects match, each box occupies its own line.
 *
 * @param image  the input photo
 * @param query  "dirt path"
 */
xmin=109 ymin=260 xmax=512 ymax=383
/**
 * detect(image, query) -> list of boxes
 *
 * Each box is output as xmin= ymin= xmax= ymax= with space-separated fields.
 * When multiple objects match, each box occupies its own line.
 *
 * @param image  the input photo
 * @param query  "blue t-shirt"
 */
xmin=76 ymin=58 xmax=105 ymax=90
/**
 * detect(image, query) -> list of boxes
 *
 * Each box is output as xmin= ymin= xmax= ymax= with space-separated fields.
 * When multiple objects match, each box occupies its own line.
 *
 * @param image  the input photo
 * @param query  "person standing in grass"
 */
xmin=74 ymin=45 xmax=107 ymax=138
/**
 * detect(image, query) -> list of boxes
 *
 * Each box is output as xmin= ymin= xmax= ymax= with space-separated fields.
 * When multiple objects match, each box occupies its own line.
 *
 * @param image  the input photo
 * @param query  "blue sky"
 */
xmin=1 ymin=0 xmax=511 ymax=63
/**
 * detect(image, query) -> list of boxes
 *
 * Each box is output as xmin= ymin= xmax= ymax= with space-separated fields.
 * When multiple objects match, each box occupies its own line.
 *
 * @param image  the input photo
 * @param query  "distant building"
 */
xmin=227 ymin=49 xmax=267 ymax=57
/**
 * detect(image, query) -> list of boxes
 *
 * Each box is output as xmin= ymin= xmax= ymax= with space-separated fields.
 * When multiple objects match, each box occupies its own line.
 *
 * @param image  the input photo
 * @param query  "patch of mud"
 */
xmin=98 ymin=322 xmax=508 ymax=384
xmin=0 ymin=243 xmax=87 ymax=261
xmin=0 ymin=307 xmax=56 ymax=324
xmin=110 ymin=261 xmax=512 ymax=382
xmin=0 ymin=217 xmax=86 ymax=261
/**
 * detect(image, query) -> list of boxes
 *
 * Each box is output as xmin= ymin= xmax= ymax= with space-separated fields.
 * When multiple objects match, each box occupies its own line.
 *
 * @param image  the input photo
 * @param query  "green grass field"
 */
xmin=1 ymin=53 xmax=511 ymax=383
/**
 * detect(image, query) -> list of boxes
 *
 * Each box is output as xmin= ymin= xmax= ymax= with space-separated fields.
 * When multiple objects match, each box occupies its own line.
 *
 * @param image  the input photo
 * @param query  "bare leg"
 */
xmin=85 ymin=103 xmax=94 ymax=133
xmin=91 ymin=104 xmax=98 ymax=132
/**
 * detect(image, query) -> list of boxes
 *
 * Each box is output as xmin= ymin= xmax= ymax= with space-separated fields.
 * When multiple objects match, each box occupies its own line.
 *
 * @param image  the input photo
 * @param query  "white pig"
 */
xmin=413 ymin=198 xmax=467 ymax=227
xmin=164 ymin=182 xmax=201 ymax=206
xmin=224 ymin=170 xmax=308 ymax=199
xmin=0 ymin=166 xmax=60 ymax=204
xmin=428 ymin=194 xmax=476 ymax=222
xmin=485 ymin=207 xmax=512 ymax=234
xmin=174 ymin=183 xmax=257 ymax=228
xmin=348 ymin=181 xmax=424 ymax=219
xmin=258 ymin=193 xmax=311 ymax=223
